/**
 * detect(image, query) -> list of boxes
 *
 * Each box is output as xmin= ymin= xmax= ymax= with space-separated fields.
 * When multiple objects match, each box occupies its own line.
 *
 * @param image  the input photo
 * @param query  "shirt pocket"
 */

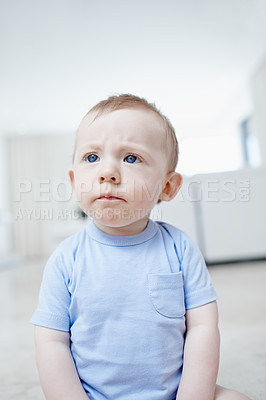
xmin=148 ymin=272 xmax=185 ymax=318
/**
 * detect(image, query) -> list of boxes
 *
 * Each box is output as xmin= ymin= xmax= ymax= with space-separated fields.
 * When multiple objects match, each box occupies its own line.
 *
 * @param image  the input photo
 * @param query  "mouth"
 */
xmin=96 ymin=195 xmax=126 ymax=202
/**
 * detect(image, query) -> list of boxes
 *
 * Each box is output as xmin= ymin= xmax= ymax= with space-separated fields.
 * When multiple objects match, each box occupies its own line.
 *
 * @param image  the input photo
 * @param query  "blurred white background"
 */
xmin=1 ymin=0 xmax=266 ymax=263
xmin=1 ymin=3 xmax=266 ymax=399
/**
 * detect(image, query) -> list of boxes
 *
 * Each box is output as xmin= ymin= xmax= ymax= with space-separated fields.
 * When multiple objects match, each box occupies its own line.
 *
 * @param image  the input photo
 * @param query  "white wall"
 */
xmin=0 ymin=137 xmax=13 ymax=258
xmin=1 ymin=1 xmax=266 ymax=137
xmin=251 ymin=57 xmax=266 ymax=167
xmin=8 ymin=134 xmax=78 ymax=257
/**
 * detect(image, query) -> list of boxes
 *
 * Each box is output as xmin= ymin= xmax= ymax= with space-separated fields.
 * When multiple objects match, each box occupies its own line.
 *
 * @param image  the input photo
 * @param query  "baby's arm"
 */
xmin=176 ymin=301 xmax=220 ymax=400
xmin=35 ymin=326 xmax=89 ymax=400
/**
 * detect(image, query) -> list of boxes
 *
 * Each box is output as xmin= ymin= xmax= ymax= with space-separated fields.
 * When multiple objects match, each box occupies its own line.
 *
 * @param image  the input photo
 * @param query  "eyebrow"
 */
xmin=76 ymin=143 xmax=102 ymax=153
xmin=77 ymin=141 xmax=150 ymax=153
xmin=75 ymin=141 xmax=153 ymax=160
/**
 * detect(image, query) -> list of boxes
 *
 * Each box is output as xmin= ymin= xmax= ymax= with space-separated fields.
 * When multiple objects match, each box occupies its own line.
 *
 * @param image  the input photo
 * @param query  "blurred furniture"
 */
xmin=156 ymin=168 xmax=266 ymax=264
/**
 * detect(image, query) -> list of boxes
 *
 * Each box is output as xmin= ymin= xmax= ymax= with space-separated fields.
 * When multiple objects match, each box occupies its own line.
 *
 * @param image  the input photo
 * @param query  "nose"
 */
xmin=98 ymin=165 xmax=121 ymax=184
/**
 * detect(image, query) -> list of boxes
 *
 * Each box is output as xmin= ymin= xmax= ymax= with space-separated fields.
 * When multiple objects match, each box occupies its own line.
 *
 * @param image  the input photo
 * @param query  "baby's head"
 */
xmin=70 ymin=94 xmax=182 ymax=235
xmin=73 ymin=94 xmax=179 ymax=172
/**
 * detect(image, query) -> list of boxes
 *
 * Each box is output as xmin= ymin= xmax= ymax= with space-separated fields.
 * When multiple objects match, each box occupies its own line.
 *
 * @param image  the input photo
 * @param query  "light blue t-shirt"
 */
xmin=31 ymin=219 xmax=217 ymax=400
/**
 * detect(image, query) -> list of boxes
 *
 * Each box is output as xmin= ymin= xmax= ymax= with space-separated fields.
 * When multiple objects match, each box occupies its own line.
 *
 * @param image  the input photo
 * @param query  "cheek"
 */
xmin=75 ymin=179 xmax=93 ymax=195
xmin=74 ymin=167 xmax=96 ymax=187
xmin=72 ymin=173 xmax=95 ymax=202
xmin=144 ymin=174 xmax=166 ymax=203
xmin=128 ymin=179 xmax=163 ymax=205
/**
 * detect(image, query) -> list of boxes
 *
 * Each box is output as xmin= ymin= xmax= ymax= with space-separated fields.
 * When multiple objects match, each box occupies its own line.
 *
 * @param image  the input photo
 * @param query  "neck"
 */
xmin=93 ymin=218 xmax=149 ymax=236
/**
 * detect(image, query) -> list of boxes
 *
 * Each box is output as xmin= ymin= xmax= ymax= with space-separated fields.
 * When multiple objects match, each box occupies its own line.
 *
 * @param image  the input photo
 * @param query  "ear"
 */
xmin=159 ymin=172 xmax=183 ymax=202
xmin=68 ymin=170 xmax=75 ymax=192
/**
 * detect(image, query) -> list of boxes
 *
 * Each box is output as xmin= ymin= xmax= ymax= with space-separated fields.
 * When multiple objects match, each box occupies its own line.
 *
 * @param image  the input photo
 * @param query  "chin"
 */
xmin=93 ymin=208 xmax=126 ymax=224
xmin=89 ymin=206 xmax=151 ymax=230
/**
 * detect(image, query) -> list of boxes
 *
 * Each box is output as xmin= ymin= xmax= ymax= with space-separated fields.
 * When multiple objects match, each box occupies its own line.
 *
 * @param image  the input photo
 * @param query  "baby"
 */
xmin=31 ymin=94 xmax=251 ymax=400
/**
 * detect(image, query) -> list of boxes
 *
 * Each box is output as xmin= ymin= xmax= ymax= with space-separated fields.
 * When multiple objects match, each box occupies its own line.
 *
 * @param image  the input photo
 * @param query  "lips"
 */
xmin=97 ymin=195 xmax=125 ymax=201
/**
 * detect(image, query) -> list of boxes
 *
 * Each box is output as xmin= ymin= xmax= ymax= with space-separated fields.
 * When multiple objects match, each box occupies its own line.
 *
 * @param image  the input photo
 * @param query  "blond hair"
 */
xmin=75 ymin=94 xmax=178 ymax=171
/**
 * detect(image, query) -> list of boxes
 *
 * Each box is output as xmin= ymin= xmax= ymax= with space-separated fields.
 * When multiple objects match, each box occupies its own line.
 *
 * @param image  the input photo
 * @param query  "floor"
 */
xmin=0 ymin=259 xmax=265 ymax=400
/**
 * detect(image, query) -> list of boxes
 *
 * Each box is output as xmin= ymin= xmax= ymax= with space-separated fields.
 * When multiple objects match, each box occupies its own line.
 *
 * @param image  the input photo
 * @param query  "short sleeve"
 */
xmin=30 ymin=248 xmax=71 ymax=331
xmin=179 ymin=232 xmax=217 ymax=310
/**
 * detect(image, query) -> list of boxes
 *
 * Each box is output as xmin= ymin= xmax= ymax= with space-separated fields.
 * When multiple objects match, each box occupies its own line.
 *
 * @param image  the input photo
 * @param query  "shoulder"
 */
xmin=154 ymin=220 xmax=197 ymax=257
xmin=57 ymin=225 xmax=88 ymax=255
xmin=44 ymin=224 xmax=89 ymax=277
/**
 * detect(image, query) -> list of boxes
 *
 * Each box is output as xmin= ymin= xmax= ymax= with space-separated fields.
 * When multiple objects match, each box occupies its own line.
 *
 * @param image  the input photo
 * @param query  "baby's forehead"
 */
xmin=77 ymin=108 xmax=166 ymax=142
xmin=80 ymin=107 xmax=162 ymax=128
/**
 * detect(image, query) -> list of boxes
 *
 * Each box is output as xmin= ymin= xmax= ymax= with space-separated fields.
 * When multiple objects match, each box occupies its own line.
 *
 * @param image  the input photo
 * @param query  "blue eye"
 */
xmin=86 ymin=154 xmax=99 ymax=163
xmin=124 ymin=155 xmax=139 ymax=164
